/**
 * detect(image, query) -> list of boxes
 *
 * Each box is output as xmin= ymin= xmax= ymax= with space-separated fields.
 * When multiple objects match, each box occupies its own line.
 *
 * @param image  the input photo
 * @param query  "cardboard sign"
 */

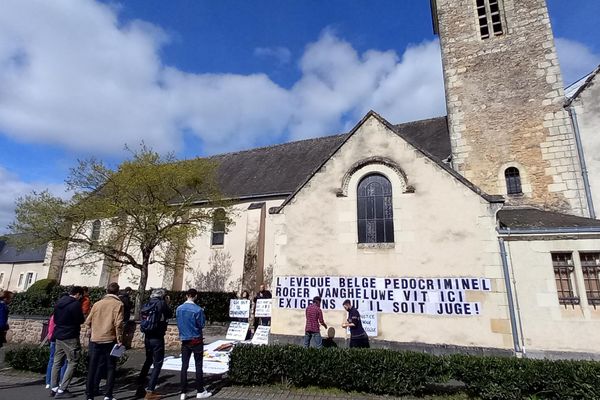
xmin=229 ymin=299 xmax=251 ymax=318
xmin=251 ymin=325 xmax=270 ymax=345
xmin=226 ymin=322 xmax=249 ymax=341
xmin=275 ymin=276 xmax=492 ymax=316
xmin=254 ymin=299 xmax=272 ymax=318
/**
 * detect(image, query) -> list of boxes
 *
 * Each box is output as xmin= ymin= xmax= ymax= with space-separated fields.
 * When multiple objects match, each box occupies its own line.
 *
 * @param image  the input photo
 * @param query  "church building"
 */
xmin=49 ymin=0 xmax=600 ymax=359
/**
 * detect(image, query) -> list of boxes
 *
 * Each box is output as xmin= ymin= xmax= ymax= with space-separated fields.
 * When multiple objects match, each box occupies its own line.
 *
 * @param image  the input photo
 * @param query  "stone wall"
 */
xmin=6 ymin=317 xmax=227 ymax=350
xmin=434 ymin=0 xmax=588 ymax=216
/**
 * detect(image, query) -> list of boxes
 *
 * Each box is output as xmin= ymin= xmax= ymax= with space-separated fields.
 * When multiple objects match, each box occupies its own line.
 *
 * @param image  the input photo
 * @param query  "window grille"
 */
xmin=357 ymin=174 xmax=394 ymax=244
xmin=211 ymin=209 xmax=226 ymax=246
xmin=552 ymin=253 xmax=580 ymax=307
xmin=580 ymin=252 xmax=600 ymax=307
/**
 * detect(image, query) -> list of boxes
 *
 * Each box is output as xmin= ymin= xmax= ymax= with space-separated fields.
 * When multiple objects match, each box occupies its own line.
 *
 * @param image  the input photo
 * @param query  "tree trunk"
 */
xmin=134 ymin=258 xmax=150 ymax=320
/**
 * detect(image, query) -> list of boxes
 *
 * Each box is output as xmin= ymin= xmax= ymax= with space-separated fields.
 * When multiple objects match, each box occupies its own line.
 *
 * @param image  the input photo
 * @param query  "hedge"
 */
xmin=5 ymin=345 xmax=127 ymax=376
xmin=229 ymin=345 xmax=600 ymax=400
xmin=9 ymin=284 xmax=235 ymax=322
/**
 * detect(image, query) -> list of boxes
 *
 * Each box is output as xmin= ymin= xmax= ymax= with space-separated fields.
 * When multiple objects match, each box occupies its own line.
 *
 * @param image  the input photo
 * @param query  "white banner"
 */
xmin=251 ymin=325 xmax=270 ymax=345
xmin=275 ymin=276 xmax=492 ymax=316
xmin=225 ymin=322 xmax=249 ymax=341
xmin=255 ymin=299 xmax=272 ymax=318
xmin=229 ymin=299 xmax=250 ymax=318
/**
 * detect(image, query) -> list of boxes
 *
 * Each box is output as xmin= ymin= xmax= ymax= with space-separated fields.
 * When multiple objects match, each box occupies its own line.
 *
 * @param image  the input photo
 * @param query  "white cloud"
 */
xmin=0 ymin=167 xmax=67 ymax=234
xmin=254 ymin=46 xmax=292 ymax=65
xmin=0 ymin=0 xmax=447 ymax=156
xmin=556 ymin=37 xmax=600 ymax=86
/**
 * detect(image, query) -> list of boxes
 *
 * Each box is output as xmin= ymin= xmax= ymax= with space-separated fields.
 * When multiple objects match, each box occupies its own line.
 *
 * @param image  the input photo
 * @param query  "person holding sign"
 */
xmin=342 ymin=300 xmax=370 ymax=348
xmin=253 ymin=284 xmax=272 ymax=328
xmin=304 ymin=296 xmax=327 ymax=349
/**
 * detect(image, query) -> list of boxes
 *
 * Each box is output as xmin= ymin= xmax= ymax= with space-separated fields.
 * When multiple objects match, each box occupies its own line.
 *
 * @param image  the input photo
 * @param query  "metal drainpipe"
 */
xmin=498 ymin=237 xmax=522 ymax=354
xmin=568 ymin=106 xmax=596 ymax=218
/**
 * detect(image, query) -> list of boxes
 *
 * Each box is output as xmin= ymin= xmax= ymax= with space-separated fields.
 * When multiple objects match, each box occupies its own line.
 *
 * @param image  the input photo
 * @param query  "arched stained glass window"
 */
xmin=505 ymin=167 xmax=522 ymax=195
xmin=357 ymin=174 xmax=394 ymax=244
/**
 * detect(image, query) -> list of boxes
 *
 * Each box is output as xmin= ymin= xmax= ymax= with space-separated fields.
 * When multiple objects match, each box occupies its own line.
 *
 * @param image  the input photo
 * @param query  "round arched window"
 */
xmin=357 ymin=174 xmax=394 ymax=243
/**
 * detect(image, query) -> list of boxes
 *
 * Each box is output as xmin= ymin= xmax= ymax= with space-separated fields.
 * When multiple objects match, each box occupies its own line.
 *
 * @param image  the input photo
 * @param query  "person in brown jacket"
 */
xmin=85 ymin=282 xmax=124 ymax=400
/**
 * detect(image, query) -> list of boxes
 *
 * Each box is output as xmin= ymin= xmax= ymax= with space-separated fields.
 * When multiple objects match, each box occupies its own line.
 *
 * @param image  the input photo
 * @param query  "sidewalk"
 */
xmin=0 ymin=344 xmax=445 ymax=400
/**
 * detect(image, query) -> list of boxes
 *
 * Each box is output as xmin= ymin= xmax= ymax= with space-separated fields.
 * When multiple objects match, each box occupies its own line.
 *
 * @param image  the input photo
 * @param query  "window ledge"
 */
xmin=357 ymin=242 xmax=395 ymax=250
xmin=210 ymin=244 xmax=225 ymax=249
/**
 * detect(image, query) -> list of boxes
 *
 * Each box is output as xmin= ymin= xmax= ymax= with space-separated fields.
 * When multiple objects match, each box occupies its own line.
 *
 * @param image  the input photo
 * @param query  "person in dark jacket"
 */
xmin=137 ymin=288 xmax=173 ymax=399
xmin=50 ymin=286 xmax=85 ymax=398
xmin=118 ymin=287 xmax=133 ymax=322
xmin=0 ymin=290 xmax=12 ymax=348
xmin=253 ymin=284 xmax=272 ymax=328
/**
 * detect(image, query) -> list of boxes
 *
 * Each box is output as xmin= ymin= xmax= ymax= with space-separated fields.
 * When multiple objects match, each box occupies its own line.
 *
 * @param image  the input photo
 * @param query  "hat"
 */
xmin=150 ymin=288 xmax=166 ymax=299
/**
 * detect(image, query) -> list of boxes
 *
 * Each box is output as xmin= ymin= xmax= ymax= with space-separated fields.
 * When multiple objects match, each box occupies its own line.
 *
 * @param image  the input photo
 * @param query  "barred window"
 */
xmin=580 ymin=252 xmax=600 ymax=307
xmin=91 ymin=220 xmax=101 ymax=241
xmin=505 ymin=167 xmax=522 ymax=195
xmin=211 ymin=208 xmax=226 ymax=246
xmin=357 ymin=174 xmax=394 ymax=244
xmin=476 ymin=0 xmax=504 ymax=39
xmin=552 ymin=253 xmax=580 ymax=307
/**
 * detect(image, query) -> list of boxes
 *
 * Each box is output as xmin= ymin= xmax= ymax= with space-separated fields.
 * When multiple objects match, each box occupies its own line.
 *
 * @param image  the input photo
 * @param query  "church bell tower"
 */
xmin=431 ymin=0 xmax=589 ymax=216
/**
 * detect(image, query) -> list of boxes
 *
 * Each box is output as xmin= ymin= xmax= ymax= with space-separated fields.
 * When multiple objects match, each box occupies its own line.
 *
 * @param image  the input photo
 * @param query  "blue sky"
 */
xmin=0 ymin=0 xmax=599 ymax=232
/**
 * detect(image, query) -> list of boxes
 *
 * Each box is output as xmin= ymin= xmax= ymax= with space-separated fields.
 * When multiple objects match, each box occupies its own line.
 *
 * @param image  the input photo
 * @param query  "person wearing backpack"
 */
xmin=137 ymin=288 xmax=172 ymax=400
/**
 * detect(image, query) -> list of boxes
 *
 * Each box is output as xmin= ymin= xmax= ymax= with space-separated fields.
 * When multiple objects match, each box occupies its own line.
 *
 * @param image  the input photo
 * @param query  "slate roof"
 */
xmin=0 ymin=237 xmax=47 ymax=264
xmin=497 ymin=208 xmax=600 ymax=230
xmin=208 ymin=116 xmax=451 ymax=200
xmin=565 ymin=64 xmax=600 ymax=106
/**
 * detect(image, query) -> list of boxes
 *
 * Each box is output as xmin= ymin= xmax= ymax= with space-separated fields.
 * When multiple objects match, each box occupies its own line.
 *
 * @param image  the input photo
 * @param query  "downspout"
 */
xmin=498 ymin=237 xmax=522 ymax=354
xmin=568 ymin=106 xmax=596 ymax=218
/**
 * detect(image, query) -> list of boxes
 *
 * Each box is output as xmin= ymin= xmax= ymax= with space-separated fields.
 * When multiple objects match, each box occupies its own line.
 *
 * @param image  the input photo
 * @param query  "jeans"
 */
xmin=349 ymin=336 xmax=370 ymax=348
xmin=138 ymin=337 xmax=165 ymax=391
xmin=52 ymin=338 xmax=81 ymax=391
xmin=303 ymin=331 xmax=322 ymax=349
xmin=86 ymin=342 xmax=118 ymax=399
xmin=180 ymin=340 xmax=204 ymax=393
xmin=46 ymin=341 xmax=67 ymax=385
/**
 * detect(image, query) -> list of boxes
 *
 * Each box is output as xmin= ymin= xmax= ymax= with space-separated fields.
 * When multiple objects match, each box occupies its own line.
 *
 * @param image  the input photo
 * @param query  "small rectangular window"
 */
xmin=18 ymin=273 xmax=24 ymax=288
xmin=476 ymin=0 xmax=504 ymax=39
xmin=580 ymin=252 xmax=600 ymax=307
xmin=552 ymin=253 xmax=580 ymax=307
xmin=0 ymin=273 xmax=4 ymax=286
xmin=24 ymin=272 xmax=34 ymax=290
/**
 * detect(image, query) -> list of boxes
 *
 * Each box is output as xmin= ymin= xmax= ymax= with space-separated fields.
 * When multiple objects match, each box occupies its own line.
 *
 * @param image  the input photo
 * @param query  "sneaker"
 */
xmin=104 ymin=397 xmax=117 ymax=400
xmin=55 ymin=390 xmax=76 ymax=399
xmin=180 ymin=394 xmax=186 ymax=400
xmin=50 ymin=387 xmax=59 ymax=397
xmin=45 ymin=384 xmax=51 ymax=389
xmin=196 ymin=391 xmax=212 ymax=399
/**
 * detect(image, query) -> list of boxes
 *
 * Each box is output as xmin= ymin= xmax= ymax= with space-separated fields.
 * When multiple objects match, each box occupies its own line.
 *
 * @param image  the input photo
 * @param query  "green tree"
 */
xmin=9 ymin=146 xmax=229 ymax=317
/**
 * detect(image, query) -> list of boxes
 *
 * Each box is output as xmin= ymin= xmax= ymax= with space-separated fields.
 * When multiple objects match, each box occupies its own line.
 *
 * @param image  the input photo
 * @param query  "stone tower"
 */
xmin=431 ymin=0 xmax=589 ymax=216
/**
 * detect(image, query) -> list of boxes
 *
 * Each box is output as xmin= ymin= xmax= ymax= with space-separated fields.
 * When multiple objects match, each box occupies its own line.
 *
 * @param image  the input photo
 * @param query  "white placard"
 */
xmin=226 ymin=322 xmax=249 ymax=341
xmin=275 ymin=276 xmax=492 ymax=316
xmin=345 ymin=311 xmax=378 ymax=337
xmin=254 ymin=299 xmax=272 ymax=318
xmin=251 ymin=325 xmax=270 ymax=345
xmin=229 ymin=299 xmax=251 ymax=318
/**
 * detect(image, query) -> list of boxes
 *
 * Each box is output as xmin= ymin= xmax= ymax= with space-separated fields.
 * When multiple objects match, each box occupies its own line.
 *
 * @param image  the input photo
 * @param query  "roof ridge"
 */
xmin=394 ymin=115 xmax=447 ymax=127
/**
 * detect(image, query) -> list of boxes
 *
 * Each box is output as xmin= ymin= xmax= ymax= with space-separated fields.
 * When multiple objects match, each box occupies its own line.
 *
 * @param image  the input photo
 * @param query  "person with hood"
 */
xmin=137 ymin=288 xmax=173 ymax=399
xmin=50 ymin=286 xmax=85 ymax=398
xmin=44 ymin=314 xmax=68 ymax=389
xmin=0 ymin=290 xmax=12 ymax=349
xmin=85 ymin=282 xmax=124 ymax=400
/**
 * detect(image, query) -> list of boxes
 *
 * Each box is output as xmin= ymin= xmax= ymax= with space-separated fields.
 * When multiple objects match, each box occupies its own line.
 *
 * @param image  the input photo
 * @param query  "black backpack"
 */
xmin=140 ymin=300 xmax=161 ymax=333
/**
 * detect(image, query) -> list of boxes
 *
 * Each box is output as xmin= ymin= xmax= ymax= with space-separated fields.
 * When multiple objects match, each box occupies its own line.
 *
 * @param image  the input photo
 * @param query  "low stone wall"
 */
xmin=7 ymin=316 xmax=228 ymax=350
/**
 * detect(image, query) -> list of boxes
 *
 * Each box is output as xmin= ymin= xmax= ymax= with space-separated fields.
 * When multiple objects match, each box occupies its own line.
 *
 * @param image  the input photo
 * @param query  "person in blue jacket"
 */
xmin=0 ymin=290 xmax=12 ymax=348
xmin=176 ymin=288 xmax=211 ymax=399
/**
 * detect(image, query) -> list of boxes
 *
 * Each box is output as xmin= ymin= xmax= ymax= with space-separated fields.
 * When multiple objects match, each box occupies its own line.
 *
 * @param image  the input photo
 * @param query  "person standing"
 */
xmin=85 ymin=282 xmax=124 ymax=400
xmin=0 ymin=290 xmax=12 ymax=349
xmin=50 ymin=286 xmax=85 ymax=398
xmin=118 ymin=287 xmax=133 ymax=323
xmin=341 ymin=300 xmax=370 ymax=348
xmin=304 ymin=296 xmax=327 ymax=349
xmin=45 ymin=314 xmax=67 ymax=389
xmin=176 ymin=288 xmax=211 ymax=399
xmin=253 ymin=284 xmax=272 ymax=327
xmin=137 ymin=289 xmax=173 ymax=400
